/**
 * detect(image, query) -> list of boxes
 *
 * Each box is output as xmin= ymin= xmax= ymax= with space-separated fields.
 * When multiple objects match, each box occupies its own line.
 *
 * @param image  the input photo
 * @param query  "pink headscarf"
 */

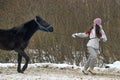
xmin=93 ymin=18 xmax=102 ymax=25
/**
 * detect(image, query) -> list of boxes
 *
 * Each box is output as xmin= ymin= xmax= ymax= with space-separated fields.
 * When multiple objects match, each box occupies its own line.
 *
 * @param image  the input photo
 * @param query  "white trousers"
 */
xmin=84 ymin=47 xmax=99 ymax=69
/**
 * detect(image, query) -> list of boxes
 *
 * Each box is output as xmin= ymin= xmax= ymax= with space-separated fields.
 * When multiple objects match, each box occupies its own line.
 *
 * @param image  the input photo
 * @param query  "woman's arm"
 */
xmin=72 ymin=32 xmax=89 ymax=38
xmin=101 ymin=29 xmax=107 ymax=42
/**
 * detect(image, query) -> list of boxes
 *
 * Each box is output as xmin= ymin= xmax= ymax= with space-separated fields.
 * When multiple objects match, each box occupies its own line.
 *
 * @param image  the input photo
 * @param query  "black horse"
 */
xmin=0 ymin=16 xmax=53 ymax=73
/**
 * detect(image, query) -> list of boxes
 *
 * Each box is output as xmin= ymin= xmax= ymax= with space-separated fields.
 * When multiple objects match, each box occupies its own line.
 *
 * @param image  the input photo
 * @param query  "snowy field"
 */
xmin=0 ymin=61 xmax=120 ymax=80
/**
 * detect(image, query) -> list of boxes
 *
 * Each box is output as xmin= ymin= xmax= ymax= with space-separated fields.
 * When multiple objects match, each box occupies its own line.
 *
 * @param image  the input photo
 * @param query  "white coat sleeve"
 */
xmin=74 ymin=32 xmax=89 ymax=38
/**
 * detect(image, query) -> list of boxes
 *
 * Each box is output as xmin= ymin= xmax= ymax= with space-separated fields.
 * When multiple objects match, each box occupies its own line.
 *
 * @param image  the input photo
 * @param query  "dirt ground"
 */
xmin=0 ymin=67 xmax=120 ymax=80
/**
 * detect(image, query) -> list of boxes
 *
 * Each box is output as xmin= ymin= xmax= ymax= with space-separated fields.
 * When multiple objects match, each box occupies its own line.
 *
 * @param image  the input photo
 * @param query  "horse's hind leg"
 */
xmin=17 ymin=53 xmax=23 ymax=73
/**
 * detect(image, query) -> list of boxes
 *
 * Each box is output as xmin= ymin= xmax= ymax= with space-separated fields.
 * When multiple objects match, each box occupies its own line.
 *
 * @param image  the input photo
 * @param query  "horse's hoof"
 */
xmin=17 ymin=70 xmax=24 ymax=73
xmin=0 ymin=71 xmax=2 ymax=74
xmin=18 ymin=71 xmax=24 ymax=73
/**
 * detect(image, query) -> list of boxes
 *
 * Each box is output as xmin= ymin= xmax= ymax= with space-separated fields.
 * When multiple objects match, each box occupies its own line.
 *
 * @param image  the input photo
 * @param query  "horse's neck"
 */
xmin=24 ymin=27 xmax=38 ymax=41
xmin=23 ymin=20 xmax=38 ymax=41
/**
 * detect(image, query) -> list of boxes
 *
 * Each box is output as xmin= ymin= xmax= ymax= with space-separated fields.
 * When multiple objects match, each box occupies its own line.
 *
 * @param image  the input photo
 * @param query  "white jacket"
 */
xmin=73 ymin=26 xmax=107 ymax=49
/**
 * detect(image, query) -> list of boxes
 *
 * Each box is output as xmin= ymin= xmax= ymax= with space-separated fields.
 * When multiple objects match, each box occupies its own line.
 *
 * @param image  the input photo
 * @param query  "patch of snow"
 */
xmin=0 ymin=63 xmax=16 ymax=68
xmin=106 ymin=61 xmax=120 ymax=69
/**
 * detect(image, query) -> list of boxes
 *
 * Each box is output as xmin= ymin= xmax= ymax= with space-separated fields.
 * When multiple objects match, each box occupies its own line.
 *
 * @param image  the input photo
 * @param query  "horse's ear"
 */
xmin=36 ymin=16 xmax=39 ymax=19
xmin=36 ymin=16 xmax=42 ymax=22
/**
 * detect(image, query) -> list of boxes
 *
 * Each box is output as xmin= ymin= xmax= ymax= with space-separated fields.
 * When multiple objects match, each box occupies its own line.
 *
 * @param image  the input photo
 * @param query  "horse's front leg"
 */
xmin=21 ymin=51 xmax=30 ymax=72
xmin=17 ymin=53 xmax=23 ymax=73
xmin=16 ymin=49 xmax=30 ymax=73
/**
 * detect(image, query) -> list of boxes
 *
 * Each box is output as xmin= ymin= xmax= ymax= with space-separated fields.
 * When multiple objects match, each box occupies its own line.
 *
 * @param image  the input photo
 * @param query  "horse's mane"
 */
xmin=12 ymin=19 xmax=36 ymax=34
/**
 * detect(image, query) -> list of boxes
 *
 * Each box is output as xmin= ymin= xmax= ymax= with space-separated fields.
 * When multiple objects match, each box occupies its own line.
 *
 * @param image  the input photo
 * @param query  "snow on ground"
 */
xmin=0 ymin=61 xmax=120 ymax=80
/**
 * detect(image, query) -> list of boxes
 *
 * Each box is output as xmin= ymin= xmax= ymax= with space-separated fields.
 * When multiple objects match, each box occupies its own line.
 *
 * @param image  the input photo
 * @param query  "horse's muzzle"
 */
xmin=48 ymin=26 xmax=53 ymax=32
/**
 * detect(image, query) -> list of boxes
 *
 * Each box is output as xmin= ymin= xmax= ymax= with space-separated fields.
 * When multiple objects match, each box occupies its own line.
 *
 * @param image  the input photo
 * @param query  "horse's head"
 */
xmin=35 ymin=16 xmax=53 ymax=32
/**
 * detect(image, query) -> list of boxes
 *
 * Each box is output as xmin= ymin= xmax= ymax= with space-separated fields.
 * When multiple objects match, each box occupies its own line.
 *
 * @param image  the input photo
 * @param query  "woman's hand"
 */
xmin=72 ymin=33 xmax=77 ymax=38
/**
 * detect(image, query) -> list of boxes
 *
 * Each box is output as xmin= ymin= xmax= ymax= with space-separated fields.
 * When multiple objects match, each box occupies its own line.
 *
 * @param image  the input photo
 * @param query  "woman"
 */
xmin=72 ymin=18 xmax=107 ymax=75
